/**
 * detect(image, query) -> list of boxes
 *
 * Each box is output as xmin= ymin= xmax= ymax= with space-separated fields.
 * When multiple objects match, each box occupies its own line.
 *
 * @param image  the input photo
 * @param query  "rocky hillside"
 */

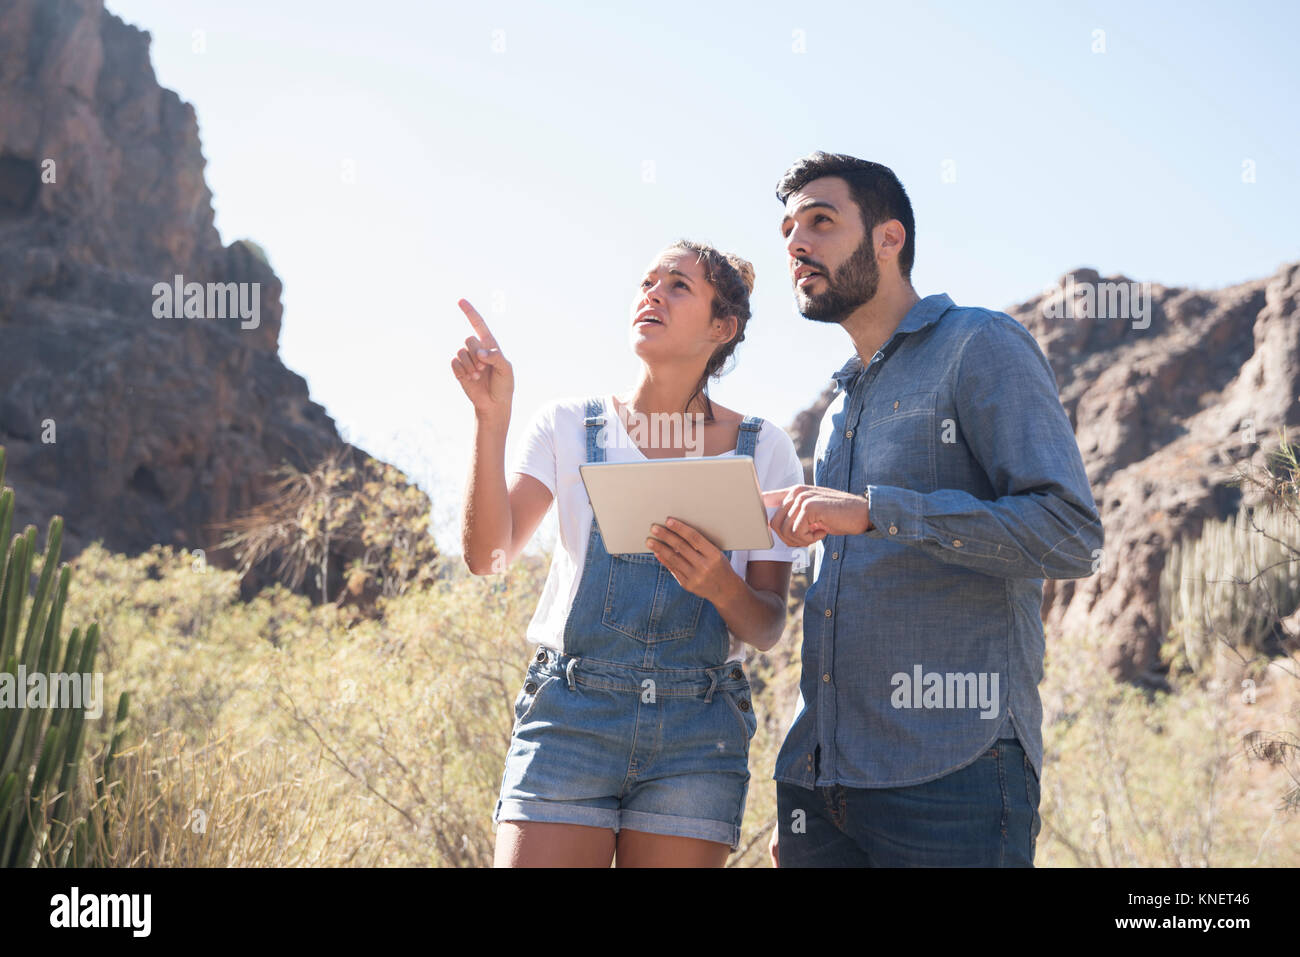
xmin=0 ymin=0 xmax=427 ymax=595
xmin=787 ymin=262 xmax=1300 ymax=682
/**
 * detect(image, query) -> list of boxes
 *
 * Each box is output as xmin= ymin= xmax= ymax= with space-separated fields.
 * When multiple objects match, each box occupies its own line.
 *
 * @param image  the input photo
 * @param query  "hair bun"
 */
xmin=726 ymin=254 xmax=755 ymax=296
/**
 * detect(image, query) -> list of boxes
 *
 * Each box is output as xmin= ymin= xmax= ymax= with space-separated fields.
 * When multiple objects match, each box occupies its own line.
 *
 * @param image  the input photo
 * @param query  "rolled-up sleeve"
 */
xmin=864 ymin=315 xmax=1103 ymax=580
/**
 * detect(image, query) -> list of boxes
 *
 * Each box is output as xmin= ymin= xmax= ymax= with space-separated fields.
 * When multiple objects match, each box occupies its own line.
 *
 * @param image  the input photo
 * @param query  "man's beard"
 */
xmin=797 ymin=234 xmax=879 ymax=323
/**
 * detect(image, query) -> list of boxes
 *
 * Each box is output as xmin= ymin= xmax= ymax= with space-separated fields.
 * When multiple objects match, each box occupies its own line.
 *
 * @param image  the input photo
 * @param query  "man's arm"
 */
xmin=863 ymin=314 xmax=1103 ymax=580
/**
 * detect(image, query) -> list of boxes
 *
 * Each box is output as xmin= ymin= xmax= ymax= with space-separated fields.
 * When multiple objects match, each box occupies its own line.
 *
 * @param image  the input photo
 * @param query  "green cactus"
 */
xmin=0 ymin=446 xmax=129 ymax=867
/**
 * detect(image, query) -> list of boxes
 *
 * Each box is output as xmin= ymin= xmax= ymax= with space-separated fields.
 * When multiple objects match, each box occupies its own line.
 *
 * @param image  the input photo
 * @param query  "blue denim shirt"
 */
xmin=773 ymin=293 xmax=1103 ymax=790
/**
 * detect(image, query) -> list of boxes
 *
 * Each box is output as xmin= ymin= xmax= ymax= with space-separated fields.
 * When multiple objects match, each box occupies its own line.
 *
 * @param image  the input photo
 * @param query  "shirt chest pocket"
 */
xmin=862 ymin=391 xmax=938 ymax=492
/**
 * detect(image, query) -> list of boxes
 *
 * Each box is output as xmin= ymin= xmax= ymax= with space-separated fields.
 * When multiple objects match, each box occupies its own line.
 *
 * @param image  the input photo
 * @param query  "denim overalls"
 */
xmin=493 ymin=397 xmax=762 ymax=849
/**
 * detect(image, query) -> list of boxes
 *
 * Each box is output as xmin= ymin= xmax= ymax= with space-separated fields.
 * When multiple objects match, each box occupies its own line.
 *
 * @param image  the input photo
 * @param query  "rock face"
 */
xmin=0 ymin=0 xmax=426 ymax=595
xmin=786 ymin=263 xmax=1300 ymax=682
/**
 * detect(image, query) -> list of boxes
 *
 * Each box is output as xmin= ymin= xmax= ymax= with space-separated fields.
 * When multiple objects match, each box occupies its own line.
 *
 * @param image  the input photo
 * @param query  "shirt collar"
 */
xmin=829 ymin=293 xmax=955 ymax=389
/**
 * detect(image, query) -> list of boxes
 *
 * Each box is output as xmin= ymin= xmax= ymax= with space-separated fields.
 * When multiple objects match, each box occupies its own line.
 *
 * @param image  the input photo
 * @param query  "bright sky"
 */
xmin=105 ymin=0 xmax=1300 ymax=554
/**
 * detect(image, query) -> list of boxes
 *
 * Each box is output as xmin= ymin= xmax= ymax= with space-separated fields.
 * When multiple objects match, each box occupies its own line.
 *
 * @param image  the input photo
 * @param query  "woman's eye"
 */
xmin=675 ymin=281 xmax=687 ymax=289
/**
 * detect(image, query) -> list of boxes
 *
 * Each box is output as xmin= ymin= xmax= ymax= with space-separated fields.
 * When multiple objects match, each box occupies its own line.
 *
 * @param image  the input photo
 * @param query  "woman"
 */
xmin=452 ymin=240 xmax=805 ymax=867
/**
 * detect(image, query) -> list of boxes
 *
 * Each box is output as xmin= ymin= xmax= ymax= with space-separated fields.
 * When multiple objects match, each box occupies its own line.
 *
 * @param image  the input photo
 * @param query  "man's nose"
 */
xmin=785 ymin=226 xmax=810 ymax=259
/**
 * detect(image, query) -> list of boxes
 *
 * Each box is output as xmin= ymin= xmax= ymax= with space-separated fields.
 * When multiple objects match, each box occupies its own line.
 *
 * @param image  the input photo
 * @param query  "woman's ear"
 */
xmin=713 ymin=314 xmax=740 ymax=346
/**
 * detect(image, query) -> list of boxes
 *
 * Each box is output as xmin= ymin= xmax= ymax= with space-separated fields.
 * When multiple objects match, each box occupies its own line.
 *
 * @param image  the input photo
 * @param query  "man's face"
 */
xmin=780 ymin=175 xmax=879 ymax=323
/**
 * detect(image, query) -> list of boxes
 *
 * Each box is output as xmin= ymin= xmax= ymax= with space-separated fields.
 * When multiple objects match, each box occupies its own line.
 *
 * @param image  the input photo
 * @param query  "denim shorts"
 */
xmin=493 ymin=647 xmax=758 ymax=850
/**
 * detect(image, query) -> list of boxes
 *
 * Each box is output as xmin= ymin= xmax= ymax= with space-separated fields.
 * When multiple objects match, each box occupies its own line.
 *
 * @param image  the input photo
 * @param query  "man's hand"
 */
xmin=768 ymin=823 xmax=780 ymax=868
xmin=761 ymin=485 xmax=872 ymax=548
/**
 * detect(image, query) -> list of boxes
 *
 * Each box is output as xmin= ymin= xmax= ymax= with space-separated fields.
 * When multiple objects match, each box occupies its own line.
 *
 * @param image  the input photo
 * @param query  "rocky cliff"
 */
xmin=787 ymin=262 xmax=1300 ymax=681
xmin=0 ymin=0 xmax=425 ymax=595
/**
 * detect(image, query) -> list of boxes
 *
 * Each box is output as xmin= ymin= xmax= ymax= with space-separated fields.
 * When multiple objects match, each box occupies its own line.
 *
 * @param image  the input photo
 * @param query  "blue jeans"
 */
xmin=776 ymin=736 xmax=1041 ymax=866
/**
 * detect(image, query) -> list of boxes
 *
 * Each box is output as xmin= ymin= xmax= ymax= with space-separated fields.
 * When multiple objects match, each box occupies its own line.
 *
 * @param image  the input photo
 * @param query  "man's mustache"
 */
xmin=793 ymin=259 xmax=829 ymax=278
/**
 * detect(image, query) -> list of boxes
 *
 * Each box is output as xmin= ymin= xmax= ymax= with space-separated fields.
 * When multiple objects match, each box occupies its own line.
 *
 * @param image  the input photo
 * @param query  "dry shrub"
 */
xmin=55 ymin=527 xmax=1300 ymax=867
xmin=1037 ymin=627 xmax=1300 ymax=866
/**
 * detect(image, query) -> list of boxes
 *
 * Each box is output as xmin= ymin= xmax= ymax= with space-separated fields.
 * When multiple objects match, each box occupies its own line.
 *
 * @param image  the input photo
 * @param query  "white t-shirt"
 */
xmin=510 ymin=394 xmax=807 ymax=663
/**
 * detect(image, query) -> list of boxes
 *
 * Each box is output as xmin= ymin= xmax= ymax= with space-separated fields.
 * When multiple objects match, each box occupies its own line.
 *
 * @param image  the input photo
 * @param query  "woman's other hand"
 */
xmin=451 ymin=298 xmax=514 ymax=424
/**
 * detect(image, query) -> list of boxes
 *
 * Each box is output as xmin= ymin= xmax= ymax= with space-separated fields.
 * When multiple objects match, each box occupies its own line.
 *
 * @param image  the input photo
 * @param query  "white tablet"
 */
xmin=579 ymin=455 xmax=775 ymax=555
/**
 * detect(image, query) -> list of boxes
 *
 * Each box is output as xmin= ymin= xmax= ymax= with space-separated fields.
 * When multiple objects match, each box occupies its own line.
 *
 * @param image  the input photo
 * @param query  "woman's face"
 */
xmin=629 ymin=249 xmax=726 ymax=366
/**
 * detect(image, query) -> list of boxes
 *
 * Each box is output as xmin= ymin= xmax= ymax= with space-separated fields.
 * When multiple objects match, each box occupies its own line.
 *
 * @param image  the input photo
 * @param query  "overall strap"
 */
xmin=583 ymin=396 xmax=606 ymax=464
xmin=735 ymin=414 xmax=763 ymax=459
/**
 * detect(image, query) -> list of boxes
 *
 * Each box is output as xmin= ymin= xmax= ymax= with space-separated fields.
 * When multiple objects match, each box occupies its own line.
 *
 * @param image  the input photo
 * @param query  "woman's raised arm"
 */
xmin=452 ymin=299 xmax=553 ymax=574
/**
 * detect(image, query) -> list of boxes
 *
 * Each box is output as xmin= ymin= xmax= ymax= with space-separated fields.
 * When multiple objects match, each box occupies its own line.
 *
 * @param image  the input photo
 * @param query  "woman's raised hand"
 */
xmin=451 ymin=298 xmax=514 ymax=422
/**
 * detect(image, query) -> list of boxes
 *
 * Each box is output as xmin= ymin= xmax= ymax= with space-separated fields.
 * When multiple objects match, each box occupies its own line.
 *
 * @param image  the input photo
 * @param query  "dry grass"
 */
xmin=44 ymin=535 xmax=1300 ymax=867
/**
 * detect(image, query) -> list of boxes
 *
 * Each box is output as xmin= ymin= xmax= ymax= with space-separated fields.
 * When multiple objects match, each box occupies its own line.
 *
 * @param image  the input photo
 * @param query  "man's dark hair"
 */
xmin=775 ymin=152 xmax=916 ymax=281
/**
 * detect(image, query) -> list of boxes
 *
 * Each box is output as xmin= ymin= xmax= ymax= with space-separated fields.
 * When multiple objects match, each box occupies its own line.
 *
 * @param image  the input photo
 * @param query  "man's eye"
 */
xmin=641 ymin=279 xmax=652 ymax=287
xmin=675 ymin=281 xmax=688 ymax=289
xmin=815 ymin=214 xmax=831 ymax=224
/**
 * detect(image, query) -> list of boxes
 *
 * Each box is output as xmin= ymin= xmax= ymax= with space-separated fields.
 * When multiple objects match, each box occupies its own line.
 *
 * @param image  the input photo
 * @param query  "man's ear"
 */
xmin=876 ymin=219 xmax=907 ymax=268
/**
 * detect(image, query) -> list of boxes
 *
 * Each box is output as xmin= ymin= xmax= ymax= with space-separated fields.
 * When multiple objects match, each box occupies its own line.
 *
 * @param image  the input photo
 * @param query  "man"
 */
xmin=761 ymin=151 xmax=1103 ymax=867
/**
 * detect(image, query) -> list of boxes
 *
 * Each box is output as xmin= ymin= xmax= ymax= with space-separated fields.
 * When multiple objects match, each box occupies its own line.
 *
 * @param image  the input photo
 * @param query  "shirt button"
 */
xmin=888 ymin=524 xmax=898 ymax=535
xmin=535 ymin=651 xmax=547 ymax=663
xmin=824 ymin=608 xmax=832 ymax=618
xmin=845 ymin=428 xmax=854 ymax=438
xmin=738 ymin=698 xmax=751 ymax=712
xmin=893 ymin=399 xmax=900 ymax=410
xmin=730 ymin=668 xmax=744 ymax=680
xmin=524 ymin=681 xmax=538 ymax=694
xmin=952 ymin=539 xmax=963 ymax=547
xmin=822 ymin=673 xmax=831 ymax=683
xmin=831 ymin=551 xmax=838 ymax=560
